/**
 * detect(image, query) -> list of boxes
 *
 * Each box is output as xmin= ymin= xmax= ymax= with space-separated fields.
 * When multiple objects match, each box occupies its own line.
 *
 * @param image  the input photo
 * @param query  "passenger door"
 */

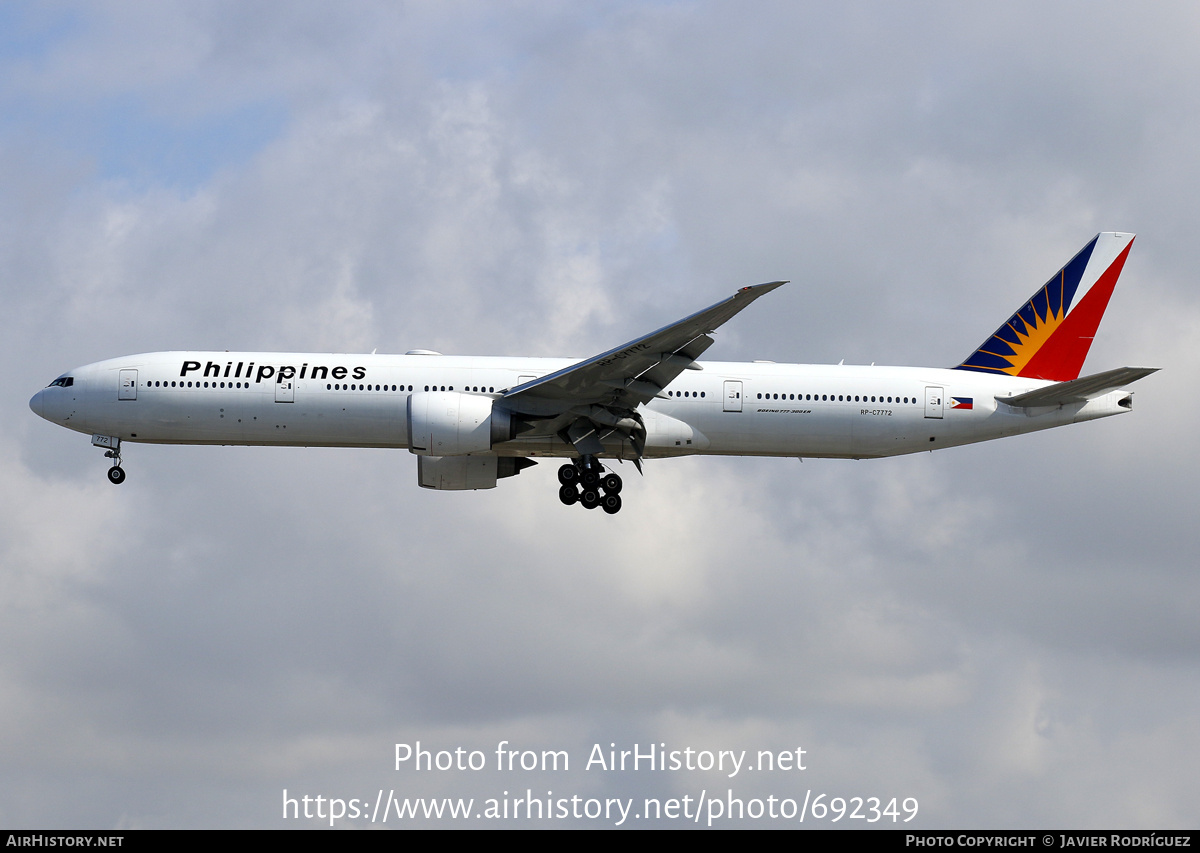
xmin=118 ymin=369 xmax=138 ymax=401
xmin=723 ymin=380 xmax=743 ymax=412
xmin=924 ymin=386 xmax=944 ymax=419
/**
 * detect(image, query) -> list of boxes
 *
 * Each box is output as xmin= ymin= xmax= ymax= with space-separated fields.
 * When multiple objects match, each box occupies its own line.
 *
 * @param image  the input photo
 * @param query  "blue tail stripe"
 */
xmin=961 ymin=351 xmax=1017 ymax=371
xmin=1017 ymin=303 xmax=1039 ymax=330
xmin=1031 ymin=286 xmax=1050 ymax=323
xmin=984 ymin=339 xmax=1017 ymax=357
xmin=995 ymin=324 xmax=1022 ymax=345
xmin=1058 ymin=235 xmax=1098 ymax=311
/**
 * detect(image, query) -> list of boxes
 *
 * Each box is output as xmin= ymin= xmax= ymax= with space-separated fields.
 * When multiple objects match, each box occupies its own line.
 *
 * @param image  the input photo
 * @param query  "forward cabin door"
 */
xmin=118 ymin=369 xmax=138 ymax=400
xmin=275 ymin=374 xmax=294 ymax=403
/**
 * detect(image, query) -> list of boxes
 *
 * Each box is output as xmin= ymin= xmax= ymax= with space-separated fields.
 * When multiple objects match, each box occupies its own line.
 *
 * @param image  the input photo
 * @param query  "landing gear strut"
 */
xmin=94 ymin=436 xmax=126 ymax=485
xmin=557 ymin=455 xmax=622 ymax=514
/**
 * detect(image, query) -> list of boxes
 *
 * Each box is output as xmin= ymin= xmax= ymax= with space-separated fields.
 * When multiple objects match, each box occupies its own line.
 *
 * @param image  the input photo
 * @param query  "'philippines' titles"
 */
xmin=179 ymin=360 xmax=366 ymax=384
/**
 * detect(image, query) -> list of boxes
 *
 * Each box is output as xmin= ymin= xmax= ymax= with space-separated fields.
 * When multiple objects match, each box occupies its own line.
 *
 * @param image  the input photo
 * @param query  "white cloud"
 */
xmin=3 ymin=0 xmax=1198 ymax=829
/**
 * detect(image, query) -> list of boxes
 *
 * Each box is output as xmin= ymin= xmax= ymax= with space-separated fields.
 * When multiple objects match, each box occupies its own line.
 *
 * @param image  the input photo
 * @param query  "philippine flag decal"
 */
xmin=951 ymin=397 xmax=974 ymax=410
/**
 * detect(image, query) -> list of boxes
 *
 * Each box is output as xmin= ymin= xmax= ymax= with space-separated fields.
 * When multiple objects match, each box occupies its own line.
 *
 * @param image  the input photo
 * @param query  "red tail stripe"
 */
xmin=1018 ymin=238 xmax=1134 ymax=381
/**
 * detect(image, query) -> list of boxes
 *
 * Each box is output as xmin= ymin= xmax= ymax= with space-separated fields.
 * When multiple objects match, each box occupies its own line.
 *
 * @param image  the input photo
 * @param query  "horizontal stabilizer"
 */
xmin=997 ymin=366 xmax=1158 ymax=408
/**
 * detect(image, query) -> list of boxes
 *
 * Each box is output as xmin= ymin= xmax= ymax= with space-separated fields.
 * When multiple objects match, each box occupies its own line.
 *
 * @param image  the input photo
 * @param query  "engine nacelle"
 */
xmin=406 ymin=391 xmax=518 ymax=456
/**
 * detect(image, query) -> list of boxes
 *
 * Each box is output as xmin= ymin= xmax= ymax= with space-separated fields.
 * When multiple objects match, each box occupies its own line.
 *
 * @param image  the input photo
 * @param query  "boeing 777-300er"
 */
xmin=31 ymin=232 xmax=1156 ymax=515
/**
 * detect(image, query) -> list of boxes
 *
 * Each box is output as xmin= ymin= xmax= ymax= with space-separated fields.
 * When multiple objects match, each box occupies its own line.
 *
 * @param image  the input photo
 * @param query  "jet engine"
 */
xmin=406 ymin=391 xmax=521 ymax=456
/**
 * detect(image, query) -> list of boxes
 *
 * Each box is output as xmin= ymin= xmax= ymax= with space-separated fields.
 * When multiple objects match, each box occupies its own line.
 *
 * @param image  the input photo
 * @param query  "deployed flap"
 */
xmin=997 ymin=366 xmax=1158 ymax=408
xmin=502 ymin=281 xmax=786 ymax=414
xmin=564 ymin=417 xmax=606 ymax=457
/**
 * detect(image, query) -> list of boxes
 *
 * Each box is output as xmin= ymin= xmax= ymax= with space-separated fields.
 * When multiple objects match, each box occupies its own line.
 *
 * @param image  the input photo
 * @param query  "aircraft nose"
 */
xmin=29 ymin=389 xmax=45 ymax=419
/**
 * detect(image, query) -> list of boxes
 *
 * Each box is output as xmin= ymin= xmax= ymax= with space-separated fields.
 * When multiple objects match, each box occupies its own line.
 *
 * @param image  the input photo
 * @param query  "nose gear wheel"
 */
xmin=101 ymin=445 xmax=126 ymax=485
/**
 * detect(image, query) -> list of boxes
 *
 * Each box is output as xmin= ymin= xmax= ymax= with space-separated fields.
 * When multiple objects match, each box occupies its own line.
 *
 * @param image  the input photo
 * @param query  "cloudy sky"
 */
xmin=3 ymin=1 xmax=1198 ymax=829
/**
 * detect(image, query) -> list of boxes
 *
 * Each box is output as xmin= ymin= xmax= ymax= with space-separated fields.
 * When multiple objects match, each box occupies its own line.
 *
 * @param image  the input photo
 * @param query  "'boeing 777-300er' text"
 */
xmin=31 ymin=232 xmax=1156 ymax=515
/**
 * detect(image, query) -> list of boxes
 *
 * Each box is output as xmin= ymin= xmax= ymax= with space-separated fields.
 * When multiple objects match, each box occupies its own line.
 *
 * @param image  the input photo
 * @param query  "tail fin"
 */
xmin=956 ymin=232 xmax=1135 ymax=381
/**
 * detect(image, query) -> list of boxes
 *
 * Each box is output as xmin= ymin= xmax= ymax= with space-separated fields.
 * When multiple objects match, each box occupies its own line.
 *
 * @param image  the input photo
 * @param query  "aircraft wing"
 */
xmin=500 ymin=281 xmax=786 ymax=458
xmin=997 ymin=366 xmax=1159 ymax=408
xmin=502 ymin=281 xmax=786 ymax=414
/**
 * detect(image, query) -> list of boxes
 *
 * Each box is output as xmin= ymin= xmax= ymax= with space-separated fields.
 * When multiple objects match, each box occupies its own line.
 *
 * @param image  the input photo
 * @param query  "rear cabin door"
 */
xmin=924 ymin=386 xmax=944 ymax=419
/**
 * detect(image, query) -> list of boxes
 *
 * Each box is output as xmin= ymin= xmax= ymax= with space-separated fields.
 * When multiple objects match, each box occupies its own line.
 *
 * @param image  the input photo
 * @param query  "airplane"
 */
xmin=30 ymin=232 xmax=1156 ymax=515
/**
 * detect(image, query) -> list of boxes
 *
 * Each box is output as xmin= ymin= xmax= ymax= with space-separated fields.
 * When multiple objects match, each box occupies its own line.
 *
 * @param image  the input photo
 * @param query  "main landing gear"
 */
xmin=558 ymin=455 xmax=622 ymax=514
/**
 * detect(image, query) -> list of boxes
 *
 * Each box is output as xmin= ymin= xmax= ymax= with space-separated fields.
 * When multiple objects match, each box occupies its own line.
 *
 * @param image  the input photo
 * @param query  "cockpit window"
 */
xmin=48 ymin=376 xmax=74 ymax=388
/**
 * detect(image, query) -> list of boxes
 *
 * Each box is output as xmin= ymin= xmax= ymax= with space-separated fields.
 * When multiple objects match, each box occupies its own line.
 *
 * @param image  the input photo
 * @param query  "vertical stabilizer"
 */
xmin=956 ymin=232 xmax=1135 ymax=381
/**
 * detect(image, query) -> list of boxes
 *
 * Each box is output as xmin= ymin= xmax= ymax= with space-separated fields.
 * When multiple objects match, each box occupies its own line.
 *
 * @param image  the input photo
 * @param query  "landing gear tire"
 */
xmin=107 ymin=466 xmax=126 ymax=485
xmin=558 ymin=455 xmax=624 ymax=514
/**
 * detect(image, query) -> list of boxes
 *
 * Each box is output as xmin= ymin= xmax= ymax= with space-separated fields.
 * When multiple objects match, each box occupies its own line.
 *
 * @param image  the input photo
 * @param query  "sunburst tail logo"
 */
xmin=955 ymin=233 xmax=1135 ymax=382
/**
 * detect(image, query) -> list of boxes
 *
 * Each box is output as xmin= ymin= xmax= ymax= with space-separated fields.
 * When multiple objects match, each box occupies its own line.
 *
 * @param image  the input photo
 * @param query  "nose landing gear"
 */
xmin=558 ymin=456 xmax=622 ymax=514
xmin=92 ymin=435 xmax=126 ymax=485
xmin=106 ymin=461 xmax=126 ymax=484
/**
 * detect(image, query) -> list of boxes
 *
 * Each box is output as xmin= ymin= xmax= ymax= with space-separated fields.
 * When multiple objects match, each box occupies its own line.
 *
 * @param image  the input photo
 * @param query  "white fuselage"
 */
xmin=30 ymin=350 xmax=1132 ymax=461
